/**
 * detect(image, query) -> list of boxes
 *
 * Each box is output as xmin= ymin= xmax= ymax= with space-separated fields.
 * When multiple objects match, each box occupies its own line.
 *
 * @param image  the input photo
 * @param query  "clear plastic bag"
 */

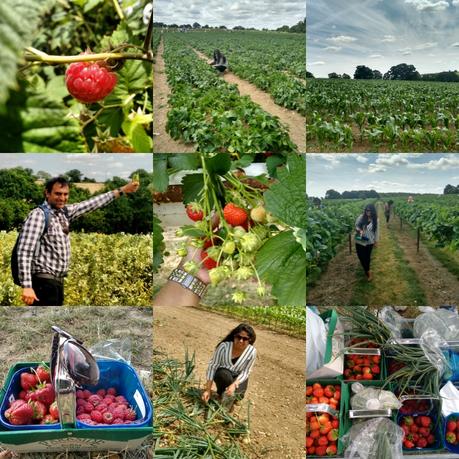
xmin=89 ymin=337 xmax=132 ymax=364
xmin=343 ymin=418 xmax=404 ymax=459
xmin=414 ymin=309 xmax=459 ymax=340
xmin=419 ymin=329 xmax=452 ymax=379
xmin=306 ymin=307 xmax=327 ymax=375
xmin=379 ymin=307 xmax=412 ymax=339
xmin=350 ymin=383 xmax=401 ymax=411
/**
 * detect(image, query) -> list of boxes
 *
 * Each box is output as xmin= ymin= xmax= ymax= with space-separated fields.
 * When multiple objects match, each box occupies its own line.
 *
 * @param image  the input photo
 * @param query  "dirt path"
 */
xmin=307 ymin=241 xmax=359 ymax=306
xmin=153 ymin=40 xmax=196 ymax=153
xmin=154 ymin=306 xmax=305 ymax=459
xmin=390 ymin=216 xmax=459 ymax=305
xmin=192 ymin=49 xmax=306 ymax=152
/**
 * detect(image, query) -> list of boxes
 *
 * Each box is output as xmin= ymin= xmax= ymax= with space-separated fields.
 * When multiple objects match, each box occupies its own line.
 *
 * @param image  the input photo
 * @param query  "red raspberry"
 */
xmin=65 ymin=61 xmax=117 ymax=103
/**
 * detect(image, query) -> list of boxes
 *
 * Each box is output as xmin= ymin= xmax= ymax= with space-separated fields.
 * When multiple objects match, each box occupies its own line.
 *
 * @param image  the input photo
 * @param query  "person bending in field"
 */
xmin=355 ymin=203 xmax=379 ymax=281
xmin=201 ymin=323 xmax=257 ymax=412
xmin=208 ymin=49 xmax=228 ymax=73
xmin=384 ymin=200 xmax=393 ymax=224
xmin=17 ymin=176 xmax=139 ymax=306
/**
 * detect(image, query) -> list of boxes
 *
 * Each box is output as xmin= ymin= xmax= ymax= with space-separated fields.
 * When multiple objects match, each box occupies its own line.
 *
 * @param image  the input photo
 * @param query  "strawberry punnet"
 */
xmin=65 ymin=60 xmax=117 ymax=104
xmin=223 ymin=203 xmax=247 ymax=226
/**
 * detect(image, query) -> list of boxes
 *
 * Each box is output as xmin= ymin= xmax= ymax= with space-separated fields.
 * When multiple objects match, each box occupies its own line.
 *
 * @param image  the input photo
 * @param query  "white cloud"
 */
xmin=451 ymin=42 xmax=459 ymax=47
xmin=370 ymin=54 xmax=383 ymax=58
xmin=415 ymin=42 xmax=437 ymax=50
xmin=324 ymin=46 xmax=342 ymax=52
xmin=309 ymin=154 xmax=342 ymax=166
xmin=399 ymin=47 xmax=412 ymax=54
xmin=408 ymin=157 xmax=459 ymax=170
xmin=381 ymin=35 xmax=396 ymax=42
xmin=405 ymin=0 xmax=449 ymax=11
xmin=309 ymin=61 xmax=326 ymax=66
xmin=327 ymin=35 xmax=357 ymax=44
xmin=355 ymin=155 xmax=369 ymax=163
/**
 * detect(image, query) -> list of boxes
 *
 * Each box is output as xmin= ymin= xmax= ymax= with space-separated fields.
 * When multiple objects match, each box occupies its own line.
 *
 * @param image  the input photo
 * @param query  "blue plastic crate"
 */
xmin=443 ymin=413 xmax=459 ymax=453
xmin=397 ymin=411 xmax=443 ymax=453
xmin=0 ymin=365 xmax=60 ymax=431
xmin=76 ymin=360 xmax=152 ymax=429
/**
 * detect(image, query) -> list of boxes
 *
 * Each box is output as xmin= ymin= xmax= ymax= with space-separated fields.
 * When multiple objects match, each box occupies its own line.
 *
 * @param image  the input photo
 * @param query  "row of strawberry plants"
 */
xmin=307 ymin=200 xmax=371 ymax=282
xmin=161 ymin=33 xmax=297 ymax=153
xmin=176 ymin=30 xmax=306 ymax=115
xmin=394 ymin=196 xmax=459 ymax=250
xmin=307 ymin=79 xmax=459 ymax=151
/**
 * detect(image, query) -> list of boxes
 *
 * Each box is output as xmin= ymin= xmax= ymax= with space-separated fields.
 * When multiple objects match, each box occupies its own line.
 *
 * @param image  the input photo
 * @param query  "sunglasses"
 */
xmin=60 ymin=219 xmax=70 ymax=235
xmin=235 ymin=335 xmax=250 ymax=342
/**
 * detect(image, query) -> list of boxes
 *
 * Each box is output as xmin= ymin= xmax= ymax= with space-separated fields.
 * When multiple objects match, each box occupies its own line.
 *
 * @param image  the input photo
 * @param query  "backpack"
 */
xmin=11 ymin=204 xmax=52 ymax=286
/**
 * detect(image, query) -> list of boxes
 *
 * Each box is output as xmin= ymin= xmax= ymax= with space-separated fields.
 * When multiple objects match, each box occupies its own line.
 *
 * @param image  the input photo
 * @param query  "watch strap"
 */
xmin=168 ymin=268 xmax=207 ymax=298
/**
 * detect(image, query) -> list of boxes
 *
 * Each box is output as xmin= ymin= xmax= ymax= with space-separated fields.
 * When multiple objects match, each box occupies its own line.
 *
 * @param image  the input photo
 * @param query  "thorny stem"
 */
xmin=24 ymin=48 xmax=153 ymax=64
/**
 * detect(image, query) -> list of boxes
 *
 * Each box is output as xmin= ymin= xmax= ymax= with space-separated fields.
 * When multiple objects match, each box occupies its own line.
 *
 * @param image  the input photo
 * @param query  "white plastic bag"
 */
xmin=306 ymin=307 xmax=327 ymax=375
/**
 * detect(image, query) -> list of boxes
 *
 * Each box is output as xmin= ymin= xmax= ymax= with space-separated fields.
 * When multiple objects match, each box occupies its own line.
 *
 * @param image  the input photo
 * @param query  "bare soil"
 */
xmin=153 ymin=306 xmax=305 ymax=459
xmin=391 ymin=216 xmax=459 ymax=305
xmin=153 ymin=40 xmax=196 ymax=153
xmin=192 ymin=49 xmax=306 ymax=152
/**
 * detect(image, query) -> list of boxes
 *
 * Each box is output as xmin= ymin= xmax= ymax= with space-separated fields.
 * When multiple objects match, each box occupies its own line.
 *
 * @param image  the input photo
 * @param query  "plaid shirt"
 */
xmin=206 ymin=341 xmax=256 ymax=384
xmin=18 ymin=191 xmax=117 ymax=288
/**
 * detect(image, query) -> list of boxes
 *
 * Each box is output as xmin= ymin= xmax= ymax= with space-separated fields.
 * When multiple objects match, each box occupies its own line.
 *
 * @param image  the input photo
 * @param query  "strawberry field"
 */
xmin=307 ymin=79 xmax=459 ymax=152
xmin=0 ymin=231 xmax=152 ymax=306
xmin=0 ymin=0 xmax=153 ymax=153
xmin=153 ymin=153 xmax=306 ymax=306
xmin=154 ymin=30 xmax=304 ymax=153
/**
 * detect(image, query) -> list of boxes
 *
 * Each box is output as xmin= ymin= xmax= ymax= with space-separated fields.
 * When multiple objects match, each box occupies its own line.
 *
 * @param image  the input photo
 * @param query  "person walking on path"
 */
xmin=355 ymin=203 xmax=379 ymax=281
xmin=201 ymin=323 xmax=257 ymax=411
xmin=384 ymin=200 xmax=393 ymax=224
xmin=17 ymin=176 xmax=139 ymax=306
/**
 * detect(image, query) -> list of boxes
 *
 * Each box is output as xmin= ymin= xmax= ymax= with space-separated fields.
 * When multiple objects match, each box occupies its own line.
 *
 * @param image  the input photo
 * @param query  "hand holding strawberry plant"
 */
xmin=0 ymin=0 xmax=153 ymax=152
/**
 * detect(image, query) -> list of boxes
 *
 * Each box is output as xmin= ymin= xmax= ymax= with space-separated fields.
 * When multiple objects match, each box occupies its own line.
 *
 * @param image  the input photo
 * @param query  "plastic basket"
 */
xmin=0 ymin=362 xmax=153 ymax=453
xmin=443 ymin=413 xmax=459 ymax=453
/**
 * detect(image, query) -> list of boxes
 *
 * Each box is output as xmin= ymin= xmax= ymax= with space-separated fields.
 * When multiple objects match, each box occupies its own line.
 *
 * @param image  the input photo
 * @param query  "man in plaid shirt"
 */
xmin=18 ymin=176 xmax=139 ymax=306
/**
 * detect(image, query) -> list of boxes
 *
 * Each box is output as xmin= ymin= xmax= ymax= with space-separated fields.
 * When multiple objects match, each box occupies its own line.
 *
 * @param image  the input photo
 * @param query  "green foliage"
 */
xmin=153 ymin=215 xmax=164 ymax=274
xmin=0 ymin=231 xmax=152 ymax=306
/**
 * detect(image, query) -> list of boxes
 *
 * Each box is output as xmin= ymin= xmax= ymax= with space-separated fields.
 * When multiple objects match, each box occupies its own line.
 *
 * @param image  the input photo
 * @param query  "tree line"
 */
xmin=308 ymin=63 xmax=459 ymax=82
xmin=321 ymin=185 xmax=459 ymax=199
xmin=0 ymin=167 xmax=153 ymax=234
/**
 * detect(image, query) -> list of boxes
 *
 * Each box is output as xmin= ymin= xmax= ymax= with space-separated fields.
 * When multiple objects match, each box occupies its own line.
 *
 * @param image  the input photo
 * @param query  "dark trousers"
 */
xmin=355 ymin=243 xmax=374 ymax=275
xmin=385 ymin=213 xmax=390 ymax=223
xmin=32 ymin=276 xmax=64 ymax=306
xmin=214 ymin=368 xmax=248 ymax=398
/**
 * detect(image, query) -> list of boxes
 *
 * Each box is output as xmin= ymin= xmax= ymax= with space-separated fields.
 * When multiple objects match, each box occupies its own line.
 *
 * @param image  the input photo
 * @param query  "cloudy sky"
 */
xmin=0 ymin=154 xmax=152 ymax=181
xmin=154 ymin=0 xmax=305 ymax=29
xmin=307 ymin=153 xmax=459 ymax=197
xmin=307 ymin=0 xmax=459 ymax=77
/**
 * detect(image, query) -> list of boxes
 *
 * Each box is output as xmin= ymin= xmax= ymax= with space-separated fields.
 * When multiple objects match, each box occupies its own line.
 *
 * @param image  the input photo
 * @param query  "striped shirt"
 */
xmin=206 ymin=341 xmax=257 ymax=384
xmin=18 ymin=191 xmax=117 ymax=288
xmin=355 ymin=215 xmax=379 ymax=246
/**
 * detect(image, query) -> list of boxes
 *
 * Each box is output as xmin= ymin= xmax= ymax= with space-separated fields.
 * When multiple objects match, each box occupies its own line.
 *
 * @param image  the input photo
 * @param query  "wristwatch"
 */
xmin=168 ymin=268 xmax=208 ymax=298
xmin=117 ymin=188 xmax=125 ymax=197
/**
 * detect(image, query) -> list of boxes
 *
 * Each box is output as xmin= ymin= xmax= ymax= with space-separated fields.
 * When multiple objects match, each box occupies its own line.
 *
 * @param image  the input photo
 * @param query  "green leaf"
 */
xmin=168 ymin=154 xmax=200 ymax=171
xmin=83 ymin=0 xmax=104 ymax=13
xmin=256 ymin=231 xmax=306 ymax=306
xmin=181 ymin=225 xmax=206 ymax=238
xmin=264 ymin=154 xmax=306 ymax=229
xmin=98 ymin=106 xmax=124 ymax=136
xmin=153 ymin=158 xmax=168 ymax=192
xmin=182 ymin=174 xmax=204 ymax=204
xmin=131 ymin=124 xmax=152 ymax=152
xmin=232 ymin=154 xmax=256 ymax=169
xmin=46 ymin=75 xmax=68 ymax=101
xmin=266 ymin=155 xmax=286 ymax=177
xmin=153 ymin=215 xmax=164 ymax=274
xmin=0 ymin=0 xmax=53 ymax=105
xmin=205 ymin=153 xmax=231 ymax=175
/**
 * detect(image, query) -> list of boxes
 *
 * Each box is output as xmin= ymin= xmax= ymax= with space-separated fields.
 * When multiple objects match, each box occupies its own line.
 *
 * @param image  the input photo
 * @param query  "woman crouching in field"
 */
xmin=201 ymin=323 xmax=257 ymax=411
xmin=355 ymin=203 xmax=379 ymax=281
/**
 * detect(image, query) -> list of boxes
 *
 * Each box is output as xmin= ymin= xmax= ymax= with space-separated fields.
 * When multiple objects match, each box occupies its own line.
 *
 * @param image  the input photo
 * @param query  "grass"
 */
xmin=153 ymin=350 xmax=250 ymax=459
xmin=0 ymin=307 xmax=153 ymax=458
xmin=350 ymin=205 xmax=427 ymax=306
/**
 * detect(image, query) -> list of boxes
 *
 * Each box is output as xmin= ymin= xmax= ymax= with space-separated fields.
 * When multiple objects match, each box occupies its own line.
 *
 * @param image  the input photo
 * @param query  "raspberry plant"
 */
xmin=153 ymin=153 xmax=306 ymax=306
xmin=0 ymin=0 xmax=153 ymax=152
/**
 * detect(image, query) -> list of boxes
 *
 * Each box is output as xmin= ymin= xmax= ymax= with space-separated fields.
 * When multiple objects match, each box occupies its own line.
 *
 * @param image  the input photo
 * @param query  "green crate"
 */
xmin=306 ymin=378 xmax=349 ymax=456
xmin=342 ymin=347 xmax=387 ymax=383
xmin=0 ymin=362 xmax=153 ymax=453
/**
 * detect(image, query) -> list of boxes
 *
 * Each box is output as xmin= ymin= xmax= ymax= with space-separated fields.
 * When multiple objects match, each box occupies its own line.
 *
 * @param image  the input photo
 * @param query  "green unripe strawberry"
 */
xmin=222 ymin=240 xmax=236 ymax=255
xmin=183 ymin=260 xmax=199 ymax=275
xmin=190 ymin=238 xmax=204 ymax=248
xmin=240 ymin=233 xmax=259 ymax=252
xmin=206 ymin=246 xmax=221 ymax=261
xmin=232 ymin=291 xmax=246 ymax=304
xmin=235 ymin=267 xmax=252 ymax=280
xmin=176 ymin=248 xmax=188 ymax=257
xmin=233 ymin=226 xmax=246 ymax=240
xmin=175 ymin=229 xmax=184 ymax=237
xmin=250 ymin=206 xmax=266 ymax=223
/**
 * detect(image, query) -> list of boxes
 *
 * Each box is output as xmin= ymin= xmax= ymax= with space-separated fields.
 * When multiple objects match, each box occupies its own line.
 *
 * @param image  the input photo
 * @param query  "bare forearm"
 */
xmin=153 ymin=281 xmax=201 ymax=306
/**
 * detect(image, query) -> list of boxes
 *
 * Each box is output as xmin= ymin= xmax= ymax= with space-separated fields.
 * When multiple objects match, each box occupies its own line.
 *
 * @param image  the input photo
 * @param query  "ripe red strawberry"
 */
xmin=5 ymin=400 xmax=34 ymax=425
xmin=446 ymin=432 xmax=456 ymax=444
xmin=30 ymin=383 xmax=55 ymax=405
xmin=41 ymin=414 xmax=58 ymax=424
xmin=447 ymin=420 xmax=456 ymax=432
xmin=35 ymin=365 xmax=51 ymax=383
xmin=49 ymin=401 xmax=59 ymax=420
xmin=20 ymin=372 xmax=38 ymax=391
xmin=418 ymin=416 xmax=431 ymax=428
xmin=65 ymin=59 xmax=117 ymax=104
xmin=29 ymin=400 xmax=47 ymax=421
xmin=416 ymin=438 xmax=427 ymax=448
xmin=185 ymin=203 xmax=204 ymax=221
xmin=201 ymin=250 xmax=218 ymax=270
xmin=223 ymin=203 xmax=247 ymax=226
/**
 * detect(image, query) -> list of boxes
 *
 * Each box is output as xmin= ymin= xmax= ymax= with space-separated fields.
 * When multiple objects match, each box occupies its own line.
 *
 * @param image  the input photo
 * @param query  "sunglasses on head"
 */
xmin=235 ymin=334 xmax=250 ymax=342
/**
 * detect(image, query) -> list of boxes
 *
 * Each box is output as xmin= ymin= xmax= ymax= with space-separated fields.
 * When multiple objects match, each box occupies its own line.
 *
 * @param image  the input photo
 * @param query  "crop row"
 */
xmin=161 ymin=33 xmax=297 ymax=153
xmin=175 ymin=30 xmax=306 ymax=115
xmin=0 ymin=232 xmax=152 ymax=306
xmin=394 ymin=197 xmax=459 ymax=250
xmin=307 ymin=200 xmax=369 ymax=282
xmin=307 ymin=79 xmax=459 ymax=151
